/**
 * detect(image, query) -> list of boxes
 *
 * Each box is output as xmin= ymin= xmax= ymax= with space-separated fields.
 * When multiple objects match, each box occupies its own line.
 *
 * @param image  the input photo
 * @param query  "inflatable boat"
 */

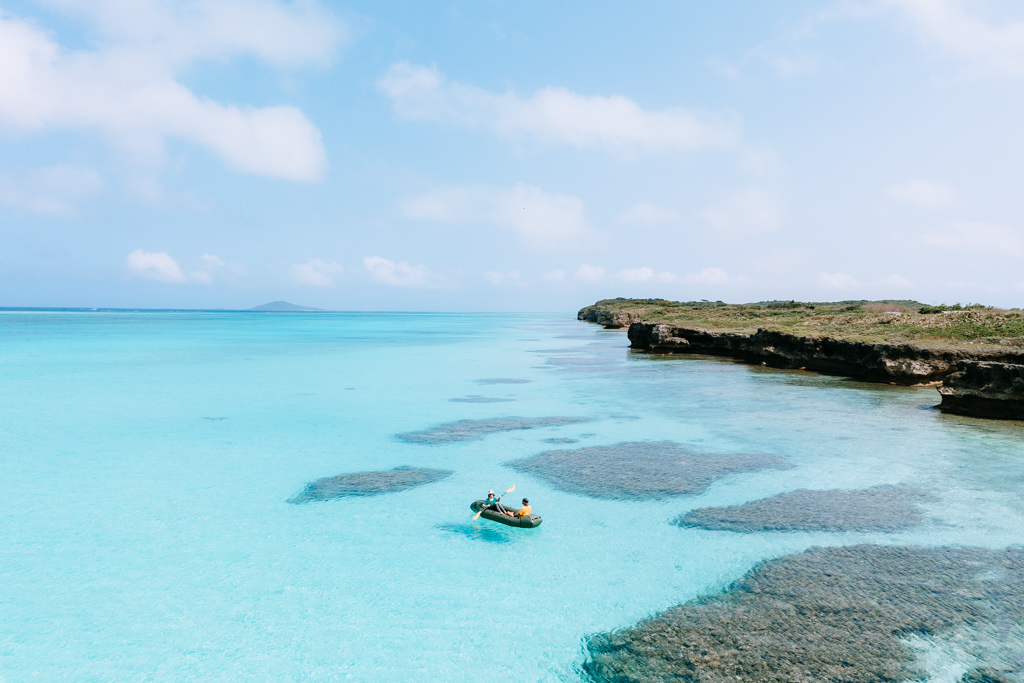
xmin=470 ymin=500 xmax=543 ymax=528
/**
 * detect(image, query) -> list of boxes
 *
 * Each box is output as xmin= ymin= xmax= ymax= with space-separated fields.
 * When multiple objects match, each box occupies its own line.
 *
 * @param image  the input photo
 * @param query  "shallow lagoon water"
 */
xmin=2 ymin=311 xmax=1023 ymax=681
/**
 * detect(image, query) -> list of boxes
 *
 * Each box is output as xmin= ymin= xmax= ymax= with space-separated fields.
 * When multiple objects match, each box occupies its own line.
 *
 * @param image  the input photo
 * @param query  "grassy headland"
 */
xmin=580 ymin=298 xmax=1024 ymax=350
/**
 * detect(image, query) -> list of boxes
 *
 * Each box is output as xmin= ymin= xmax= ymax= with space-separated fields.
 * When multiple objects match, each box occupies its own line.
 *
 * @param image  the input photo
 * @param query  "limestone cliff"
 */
xmin=938 ymin=361 xmax=1024 ymax=419
xmin=578 ymin=303 xmax=1024 ymax=419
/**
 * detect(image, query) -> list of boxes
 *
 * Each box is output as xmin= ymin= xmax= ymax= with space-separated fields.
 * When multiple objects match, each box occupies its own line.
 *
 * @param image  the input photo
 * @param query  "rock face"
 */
xmin=676 ymin=485 xmax=933 ymax=533
xmin=577 ymin=305 xmax=641 ymax=329
xmin=287 ymin=466 xmax=453 ymax=503
xmin=938 ymin=361 xmax=1024 ymax=420
xmin=584 ymin=544 xmax=1024 ymax=683
xmin=628 ymin=322 xmax=1012 ymax=384
xmin=506 ymin=441 xmax=790 ymax=500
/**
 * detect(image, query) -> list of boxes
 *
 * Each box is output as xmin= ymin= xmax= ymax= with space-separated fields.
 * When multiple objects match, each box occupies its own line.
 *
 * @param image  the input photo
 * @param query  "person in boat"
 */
xmin=505 ymin=498 xmax=531 ymax=518
xmin=482 ymin=489 xmax=507 ymax=515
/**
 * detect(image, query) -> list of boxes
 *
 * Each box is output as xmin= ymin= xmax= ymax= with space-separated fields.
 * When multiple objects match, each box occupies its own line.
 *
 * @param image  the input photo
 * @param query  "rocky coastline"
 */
xmin=579 ymin=302 xmax=1024 ymax=419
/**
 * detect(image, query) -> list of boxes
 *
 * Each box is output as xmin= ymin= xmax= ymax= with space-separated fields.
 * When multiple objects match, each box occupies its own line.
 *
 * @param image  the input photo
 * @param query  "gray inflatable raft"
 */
xmin=471 ymin=500 xmax=543 ymax=528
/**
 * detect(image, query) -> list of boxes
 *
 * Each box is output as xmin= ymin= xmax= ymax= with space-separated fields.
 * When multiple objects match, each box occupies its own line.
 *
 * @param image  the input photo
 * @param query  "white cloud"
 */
xmin=484 ymin=270 xmax=523 ymax=287
xmin=685 ymin=267 xmax=732 ymax=285
xmin=886 ymin=178 xmax=959 ymax=208
xmin=616 ymin=267 xmax=678 ymax=283
xmin=575 ymin=264 xmax=605 ymax=282
xmin=363 ymin=256 xmax=441 ymax=288
xmin=126 ymin=249 xmax=186 ymax=283
xmin=401 ymin=183 xmax=589 ymax=252
xmin=378 ymin=62 xmax=740 ymax=153
xmin=881 ymin=274 xmax=913 ymax=287
xmin=126 ymin=249 xmax=233 ymax=284
xmin=699 ymin=187 xmax=782 ymax=234
xmin=923 ymin=222 xmax=1023 ymax=256
xmin=819 ymin=272 xmax=861 ymax=289
xmin=772 ymin=54 xmax=820 ymax=78
xmin=883 ymin=0 xmax=1024 ymax=75
xmin=0 ymin=164 xmax=103 ymax=216
xmin=0 ymin=4 xmax=341 ymax=181
xmin=617 ymin=203 xmax=682 ymax=225
xmin=543 ymin=269 xmax=566 ymax=281
xmin=290 ymin=258 xmax=343 ymax=287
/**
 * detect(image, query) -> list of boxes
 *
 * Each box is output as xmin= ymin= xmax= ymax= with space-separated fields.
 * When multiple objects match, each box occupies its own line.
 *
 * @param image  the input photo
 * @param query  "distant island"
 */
xmin=579 ymin=298 xmax=1024 ymax=420
xmin=249 ymin=301 xmax=325 ymax=312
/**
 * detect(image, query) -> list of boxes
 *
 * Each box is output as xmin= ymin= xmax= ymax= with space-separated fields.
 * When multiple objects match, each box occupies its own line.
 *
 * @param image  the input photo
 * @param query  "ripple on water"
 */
xmin=584 ymin=544 xmax=1024 ymax=682
xmin=448 ymin=395 xmax=516 ymax=404
xmin=676 ymin=485 xmax=935 ymax=533
xmin=286 ymin=466 xmax=453 ymax=503
xmin=507 ymin=441 xmax=789 ymax=500
xmin=396 ymin=416 xmax=588 ymax=445
xmin=473 ymin=378 xmax=531 ymax=385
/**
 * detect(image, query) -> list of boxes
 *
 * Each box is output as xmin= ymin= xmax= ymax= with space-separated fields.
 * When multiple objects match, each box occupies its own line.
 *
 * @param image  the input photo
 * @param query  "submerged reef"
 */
xmin=584 ymin=544 xmax=1024 ymax=683
xmin=677 ymin=485 xmax=933 ymax=533
xmin=287 ymin=466 xmax=453 ymax=503
xmin=507 ymin=441 xmax=789 ymax=500
xmin=473 ymin=378 xmax=531 ymax=385
xmin=397 ymin=416 xmax=588 ymax=445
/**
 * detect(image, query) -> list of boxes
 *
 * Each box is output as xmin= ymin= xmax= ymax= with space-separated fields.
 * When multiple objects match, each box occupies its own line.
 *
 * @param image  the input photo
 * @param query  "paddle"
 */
xmin=473 ymin=484 xmax=515 ymax=520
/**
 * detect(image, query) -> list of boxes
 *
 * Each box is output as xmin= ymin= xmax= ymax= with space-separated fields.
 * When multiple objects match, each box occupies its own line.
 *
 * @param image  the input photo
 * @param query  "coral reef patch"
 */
xmin=677 ymin=485 xmax=934 ymax=533
xmin=507 ymin=441 xmax=789 ymax=500
xmin=474 ymin=378 xmax=531 ymax=385
xmin=584 ymin=544 xmax=1024 ymax=682
xmin=287 ymin=466 xmax=453 ymax=503
xmin=397 ymin=417 xmax=588 ymax=445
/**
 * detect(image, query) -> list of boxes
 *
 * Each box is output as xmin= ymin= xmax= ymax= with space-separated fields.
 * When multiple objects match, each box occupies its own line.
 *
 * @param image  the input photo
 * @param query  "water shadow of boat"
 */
xmin=435 ymin=522 xmax=518 ymax=544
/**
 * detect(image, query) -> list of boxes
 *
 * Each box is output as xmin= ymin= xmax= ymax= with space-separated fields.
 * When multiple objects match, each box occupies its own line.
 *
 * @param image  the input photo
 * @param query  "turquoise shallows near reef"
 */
xmin=2 ymin=311 xmax=1024 ymax=681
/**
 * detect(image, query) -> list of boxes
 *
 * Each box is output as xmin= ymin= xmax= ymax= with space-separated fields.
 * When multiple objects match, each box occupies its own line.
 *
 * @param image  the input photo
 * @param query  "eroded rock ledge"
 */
xmin=628 ymin=322 xmax=1024 ymax=385
xmin=938 ymin=361 xmax=1024 ymax=420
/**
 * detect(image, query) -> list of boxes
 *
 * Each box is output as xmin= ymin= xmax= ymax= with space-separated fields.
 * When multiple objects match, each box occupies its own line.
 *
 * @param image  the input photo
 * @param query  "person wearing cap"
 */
xmin=508 ymin=497 xmax=531 ymax=518
xmin=482 ymin=489 xmax=506 ymax=515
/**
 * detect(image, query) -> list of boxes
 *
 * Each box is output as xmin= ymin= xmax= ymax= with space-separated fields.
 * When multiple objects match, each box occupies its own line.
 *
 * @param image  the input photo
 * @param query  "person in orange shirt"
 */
xmin=506 ymin=497 xmax=531 ymax=517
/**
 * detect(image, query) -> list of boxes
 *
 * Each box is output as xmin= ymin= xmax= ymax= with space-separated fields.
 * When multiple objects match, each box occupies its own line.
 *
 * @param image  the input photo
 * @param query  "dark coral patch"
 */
xmin=473 ymin=378 xmax=531 ymax=385
xmin=507 ymin=441 xmax=789 ymax=500
xmin=541 ymin=437 xmax=579 ymax=445
xmin=584 ymin=544 xmax=1024 ymax=682
xmin=287 ymin=466 xmax=453 ymax=503
xmin=677 ymin=485 xmax=934 ymax=533
xmin=397 ymin=416 xmax=587 ymax=445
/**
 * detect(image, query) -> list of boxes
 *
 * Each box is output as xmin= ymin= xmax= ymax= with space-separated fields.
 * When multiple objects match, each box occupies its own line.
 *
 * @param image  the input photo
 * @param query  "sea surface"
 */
xmin=2 ymin=311 xmax=1023 ymax=681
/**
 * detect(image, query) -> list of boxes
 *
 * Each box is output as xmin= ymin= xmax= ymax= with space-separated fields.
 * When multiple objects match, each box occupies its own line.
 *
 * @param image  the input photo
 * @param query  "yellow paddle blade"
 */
xmin=472 ymin=509 xmax=483 ymax=521
xmin=505 ymin=484 xmax=516 ymax=494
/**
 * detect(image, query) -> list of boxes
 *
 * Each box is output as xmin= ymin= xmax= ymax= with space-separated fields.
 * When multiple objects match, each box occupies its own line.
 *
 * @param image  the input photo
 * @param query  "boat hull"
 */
xmin=471 ymin=500 xmax=543 ymax=528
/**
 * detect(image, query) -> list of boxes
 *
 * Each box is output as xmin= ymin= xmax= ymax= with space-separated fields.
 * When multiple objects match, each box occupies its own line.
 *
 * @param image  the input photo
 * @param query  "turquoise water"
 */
xmin=2 ymin=311 xmax=1023 ymax=681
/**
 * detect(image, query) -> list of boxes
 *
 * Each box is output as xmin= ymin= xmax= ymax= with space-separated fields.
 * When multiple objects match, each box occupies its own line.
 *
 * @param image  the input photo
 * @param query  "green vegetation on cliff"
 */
xmin=580 ymin=298 xmax=1024 ymax=349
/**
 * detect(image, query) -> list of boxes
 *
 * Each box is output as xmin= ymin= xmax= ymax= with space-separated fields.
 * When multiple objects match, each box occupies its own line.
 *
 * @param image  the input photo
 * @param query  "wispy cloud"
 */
xmin=0 ymin=2 xmax=343 ymax=180
xmin=126 ymin=249 xmax=228 ymax=284
xmin=364 ymin=256 xmax=443 ymax=288
xmin=818 ymin=272 xmax=861 ymax=289
xmin=922 ymin=222 xmax=1023 ymax=256
xmin=0 ymin=165 xmax=103 ymax=216
xmin=685 ymin=267 xmax=734 ymax=285
xmin=882 ymin=0 xmax=1024 ymax=76
xmin=699 ymin=187 xmax=782 ymax=234
xmin=290 ymin=259 xmax=343 ymax=287
xmin=378 ymin=62 xmax=740 ymax=153
xmin=615 ymin=267 xmax=677 ymax=283
xmin=574 ymin=264 xmax=605 ymax=282
xmin=617 ymin=203 xmax=682 ymax=226
xmin=401 ymin=183 xmax=589 ymax=252
xmin=886 ymin=178 xmax=959 ymax=208
xmin=484 ymin=270 xmax=523 ymax=287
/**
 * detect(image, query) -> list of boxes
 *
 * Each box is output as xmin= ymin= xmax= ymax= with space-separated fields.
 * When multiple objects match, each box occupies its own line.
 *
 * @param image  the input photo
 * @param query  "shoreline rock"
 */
xmin=578 ymin=305 xmax=1024 ymax=419
xmin=938 ymin=360 xmax=1024 ymax=420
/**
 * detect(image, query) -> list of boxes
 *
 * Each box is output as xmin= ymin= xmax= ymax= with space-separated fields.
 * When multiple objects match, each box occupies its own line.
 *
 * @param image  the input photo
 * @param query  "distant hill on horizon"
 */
xmin=250 ymin=301 xmax=326 ymax=312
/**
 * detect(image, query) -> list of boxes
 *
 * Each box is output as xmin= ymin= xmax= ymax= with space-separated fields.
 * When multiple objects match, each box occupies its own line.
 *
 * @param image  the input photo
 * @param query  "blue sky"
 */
xmin=2 ymin=0 xmax=1023 ymax=310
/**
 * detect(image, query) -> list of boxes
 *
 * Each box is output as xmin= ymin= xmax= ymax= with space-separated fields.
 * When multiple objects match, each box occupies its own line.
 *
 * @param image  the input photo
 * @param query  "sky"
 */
xmin=2 ymin=0 xmax=1024 ymax=311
